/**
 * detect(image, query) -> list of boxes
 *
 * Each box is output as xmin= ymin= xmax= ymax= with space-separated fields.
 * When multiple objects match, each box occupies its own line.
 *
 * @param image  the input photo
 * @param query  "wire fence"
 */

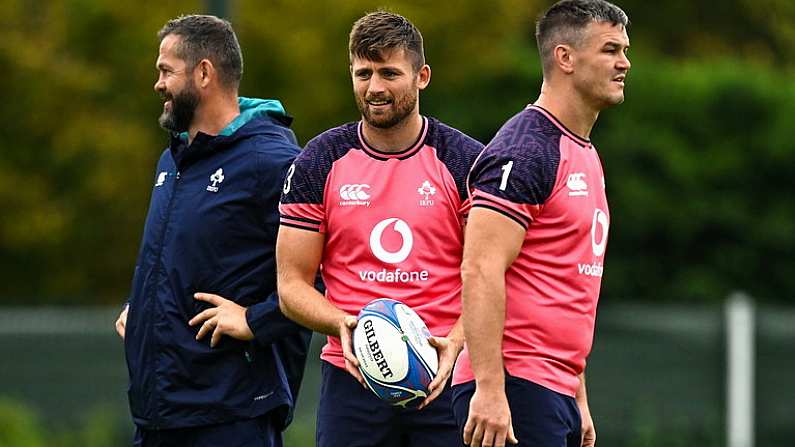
xmin=0 ymin=300 xmax=792 ymax=446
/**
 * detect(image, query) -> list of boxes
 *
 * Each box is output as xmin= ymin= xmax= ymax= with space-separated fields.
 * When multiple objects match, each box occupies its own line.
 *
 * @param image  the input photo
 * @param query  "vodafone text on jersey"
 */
xmin=358 ymin=218 xmax=430 ymax=283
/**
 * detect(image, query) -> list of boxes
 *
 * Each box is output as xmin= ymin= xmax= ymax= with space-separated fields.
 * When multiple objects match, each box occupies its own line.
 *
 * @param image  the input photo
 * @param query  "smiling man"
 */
xmin=452 ymin=1 xmax=631 ymax=447
xmin=276 ymin=11 xmax=483 ymax=447
xmin=115 ymin=15 xmax=311 ymax=447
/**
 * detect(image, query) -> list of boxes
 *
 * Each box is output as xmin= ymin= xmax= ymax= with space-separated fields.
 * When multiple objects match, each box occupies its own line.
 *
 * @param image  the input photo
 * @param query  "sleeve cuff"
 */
xmin=245 ymin=292 xmax=304 ymax=347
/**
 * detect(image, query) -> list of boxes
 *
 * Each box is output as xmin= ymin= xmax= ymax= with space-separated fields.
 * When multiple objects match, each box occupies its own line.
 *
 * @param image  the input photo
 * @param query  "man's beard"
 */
xmin=356 ymin=87 xmax=417 ymax=129
xmin=158 ymin=81 xmax=200 ymax=133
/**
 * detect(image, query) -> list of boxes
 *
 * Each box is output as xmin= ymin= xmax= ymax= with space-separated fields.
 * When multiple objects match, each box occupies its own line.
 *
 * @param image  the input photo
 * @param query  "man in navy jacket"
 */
xmin=114 ymin=15 xmax=311 ymax=447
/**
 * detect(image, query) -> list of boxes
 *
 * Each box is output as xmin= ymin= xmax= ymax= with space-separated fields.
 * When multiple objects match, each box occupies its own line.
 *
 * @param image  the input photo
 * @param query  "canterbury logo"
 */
xmin=369 ymin=218 xmax=413 ymax=264
xmin=567 ymin=173 xmax=588 ymax=196
xmin=340 ymin=184 xmax=371 ymax=201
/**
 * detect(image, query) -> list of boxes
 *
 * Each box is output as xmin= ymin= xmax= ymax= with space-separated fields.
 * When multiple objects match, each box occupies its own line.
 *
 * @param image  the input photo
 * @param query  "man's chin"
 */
xmin=598 ymin=93 xmax=625 ymax=109
xmin=158 ymin=114 xmax=174 ymax=132
xmin=158 ymin=115 xmax=181 ymax=133
xmin=362 ymin=112 xmax=399 ymax=129
xmin=159 ymin=111 xmax=193 ymax=133
xmin=365 ymin=118 xmax=397 ymax=129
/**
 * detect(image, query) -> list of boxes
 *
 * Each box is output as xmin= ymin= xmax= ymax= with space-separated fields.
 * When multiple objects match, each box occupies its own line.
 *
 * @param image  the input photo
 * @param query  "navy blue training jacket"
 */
xmin=124 ymin=98 xmax=311 ymax=431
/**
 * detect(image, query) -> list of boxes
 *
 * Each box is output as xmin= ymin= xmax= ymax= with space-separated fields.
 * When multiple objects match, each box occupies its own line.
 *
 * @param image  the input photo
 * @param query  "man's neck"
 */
xmin=535 ymin=81 xmax=599 ymax=140
xmin=360 ymin=112 xmax=424 ymax=153
xmin=187 ymin=94 xmax=240 ymax=144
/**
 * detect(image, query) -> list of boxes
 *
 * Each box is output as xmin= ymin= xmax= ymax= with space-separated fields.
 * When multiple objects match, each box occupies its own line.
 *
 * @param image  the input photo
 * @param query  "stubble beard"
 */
xmin=576 ymin=75 xmax=625 ymax=111
xmin=158 ymin=80 xmax=200 ymax=133
xmin=357 ymin=87 xmax=418 ymax=129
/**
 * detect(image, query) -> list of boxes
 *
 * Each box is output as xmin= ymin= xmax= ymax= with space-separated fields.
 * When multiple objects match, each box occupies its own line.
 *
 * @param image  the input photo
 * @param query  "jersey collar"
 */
xmin=527 ymin=105 xmax=592 ymax=148
xmin=357 ymin=116 xmax=429 ymax=160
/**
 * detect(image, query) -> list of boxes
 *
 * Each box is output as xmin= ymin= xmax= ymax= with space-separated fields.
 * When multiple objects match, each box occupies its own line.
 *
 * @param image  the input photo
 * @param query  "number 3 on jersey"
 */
xmin=499 ymin=160 xmax=514 ymax=191
xmin=283 ymin=163 xmax=296 ymax=194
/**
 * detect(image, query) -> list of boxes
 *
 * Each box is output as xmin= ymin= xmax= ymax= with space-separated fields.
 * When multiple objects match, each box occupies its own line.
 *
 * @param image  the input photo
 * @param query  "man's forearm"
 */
xmin=279 ymin=279 xmax=349 ymax=336
xmin=576 ymin=372 xmax=589 ymax=406
xmin=462 ymin=261 xmax=507 ymax=390
xmin=246 ymin=293 xmax=308 ymax=346
xmin=446 ymin=316 xmax=465 ymax=345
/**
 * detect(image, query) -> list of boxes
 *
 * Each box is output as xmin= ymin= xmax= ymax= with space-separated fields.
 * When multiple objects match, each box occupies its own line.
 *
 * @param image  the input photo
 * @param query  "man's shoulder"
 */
xmin=290 ymin=122 xmax=359 ymax=171
xmin=279 ymin=122 xmax=359 ymax=202
xmin=237 ymin=116 xmax=300 ymax=157
xmin=155 ymin=147 xmax=176 ymax=169
xmin=426 ymin=117 xmax=484 ymax=157
xmin=303 ymin=122 xmax=359 ymax=155
xmin=485 ymin=108 xmax=561 ymax=159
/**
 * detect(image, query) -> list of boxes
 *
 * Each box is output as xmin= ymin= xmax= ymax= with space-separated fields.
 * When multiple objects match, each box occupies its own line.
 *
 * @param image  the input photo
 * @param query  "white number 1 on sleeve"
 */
xmin=499 ymin=160 xmax=514 ymax=191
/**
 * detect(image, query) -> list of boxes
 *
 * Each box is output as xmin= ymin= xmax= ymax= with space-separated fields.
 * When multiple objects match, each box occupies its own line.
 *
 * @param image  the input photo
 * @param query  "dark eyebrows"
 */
xmin=378 ymin=66 xmax=403 ymax=75
xmin=353 ymin=67 xmax=372 ymax=76
xmin=353 ymin=65 xmax=405 ymax=77
xmin=603 ymin=40 xmax=629 ymax=50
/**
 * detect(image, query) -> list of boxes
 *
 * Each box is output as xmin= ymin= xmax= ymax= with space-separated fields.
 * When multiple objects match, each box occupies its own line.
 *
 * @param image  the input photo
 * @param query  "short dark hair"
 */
xmin=158 ymin=15 xmax=243 ymax=90
xmin=349 ymin=11 xmax=425 ymax=72
xmin=535 ymin=0 xmax=629 ymax=74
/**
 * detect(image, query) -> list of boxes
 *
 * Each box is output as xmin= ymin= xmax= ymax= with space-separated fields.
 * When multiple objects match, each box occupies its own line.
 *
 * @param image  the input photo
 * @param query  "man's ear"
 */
xmin=554 ymin=44 xmax=576 ymax=75
xmin=196 ymin=59 xmax=214 ymax=88
xmin=417 ymin=64 xmax=431 ymax=90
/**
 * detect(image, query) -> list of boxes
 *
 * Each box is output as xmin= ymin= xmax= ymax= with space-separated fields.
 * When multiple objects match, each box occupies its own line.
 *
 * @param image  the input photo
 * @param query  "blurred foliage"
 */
xmin=0 ymin=399 xmax=123 ymax=447
xmin=0 ymin=398 xmax=44 ymax=447
xmin=0 ymin=0 xmax=793 ymax=304
xmin=619 ymin=0 xmax=795 ymax=63
xmin=0 ymin=0 xmax=199 ymax=303
xmin=596 ymin=57 xmax=795 ymax=302
xmin=284 ymin=419 xmax=315 ymax=447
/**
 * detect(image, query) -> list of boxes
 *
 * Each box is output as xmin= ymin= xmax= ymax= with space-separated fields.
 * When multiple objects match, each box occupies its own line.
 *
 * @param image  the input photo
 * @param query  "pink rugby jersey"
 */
xmin=280 ymin=117 xmax=483 ymax=370
xmin=452 ymin=105 xmax=610 ymax=397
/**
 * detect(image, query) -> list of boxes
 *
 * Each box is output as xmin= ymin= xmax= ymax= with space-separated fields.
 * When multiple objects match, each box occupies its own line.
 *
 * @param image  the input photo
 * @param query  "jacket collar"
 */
xmin=168 ymin=97 xmax=290 ymax=169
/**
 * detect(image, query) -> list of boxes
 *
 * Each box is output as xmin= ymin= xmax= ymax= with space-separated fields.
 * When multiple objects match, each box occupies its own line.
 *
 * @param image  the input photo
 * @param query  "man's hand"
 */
xmin=339 ymin=315 xmax=366 ymax=387
xmin=463 ymin=386 xmax=518 ymax=447
xmin=115 ymin=305 xmax=128 ymax=339
xmin=189 ymin=293 xmax=254 ymax=347
xmin=418 ymin=335 xmax=464 ymax=410
xmin=576 ymin=372 xmax=595 ymax=446
xmin=579 ymin=400 xmax=596 ymax=447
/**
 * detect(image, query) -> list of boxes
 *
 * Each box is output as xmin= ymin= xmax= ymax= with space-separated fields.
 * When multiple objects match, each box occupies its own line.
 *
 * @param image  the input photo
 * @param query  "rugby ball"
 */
xmin=353 ymin=298 xmax=438 ymax=408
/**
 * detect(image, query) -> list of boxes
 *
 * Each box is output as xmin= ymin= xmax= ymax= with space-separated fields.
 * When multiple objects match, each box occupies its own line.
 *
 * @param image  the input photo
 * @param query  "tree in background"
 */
xmin=1 ymin=0 xmax=792 ymax=304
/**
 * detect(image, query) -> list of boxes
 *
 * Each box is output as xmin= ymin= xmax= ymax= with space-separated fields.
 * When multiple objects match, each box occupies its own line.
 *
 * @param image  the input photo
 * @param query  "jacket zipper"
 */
xmin=150 ymin=169 xmax=180 ymax=429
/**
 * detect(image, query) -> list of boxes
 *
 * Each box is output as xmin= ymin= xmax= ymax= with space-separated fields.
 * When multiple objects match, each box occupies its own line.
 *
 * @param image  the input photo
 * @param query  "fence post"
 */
xmin=726 ymin=292 xmax=754 ymax=447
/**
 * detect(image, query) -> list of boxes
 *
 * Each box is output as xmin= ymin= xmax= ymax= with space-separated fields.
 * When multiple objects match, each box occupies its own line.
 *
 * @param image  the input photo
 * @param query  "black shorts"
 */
xmin=133 ymin=415 xmax=281 ymax=447
xmin=452 ymin=374 xmax=581 ymax=447
xmin=317 ymin=360 xmax=459 ymax=447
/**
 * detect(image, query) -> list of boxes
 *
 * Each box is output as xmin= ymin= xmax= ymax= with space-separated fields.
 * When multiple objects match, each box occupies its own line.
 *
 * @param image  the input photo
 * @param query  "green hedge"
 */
xmin=595 ymin=58 xmax=795 ymax=302
xmin=430 ymin=55 xmax=795 ymax=302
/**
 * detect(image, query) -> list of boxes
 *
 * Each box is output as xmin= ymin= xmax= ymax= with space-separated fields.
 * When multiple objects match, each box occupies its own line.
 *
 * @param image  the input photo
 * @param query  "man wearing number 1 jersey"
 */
xmin=276 ymin=11 xmax=483 ymax=447
xmin=453 ymin=1 xmax=631 ymax=447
